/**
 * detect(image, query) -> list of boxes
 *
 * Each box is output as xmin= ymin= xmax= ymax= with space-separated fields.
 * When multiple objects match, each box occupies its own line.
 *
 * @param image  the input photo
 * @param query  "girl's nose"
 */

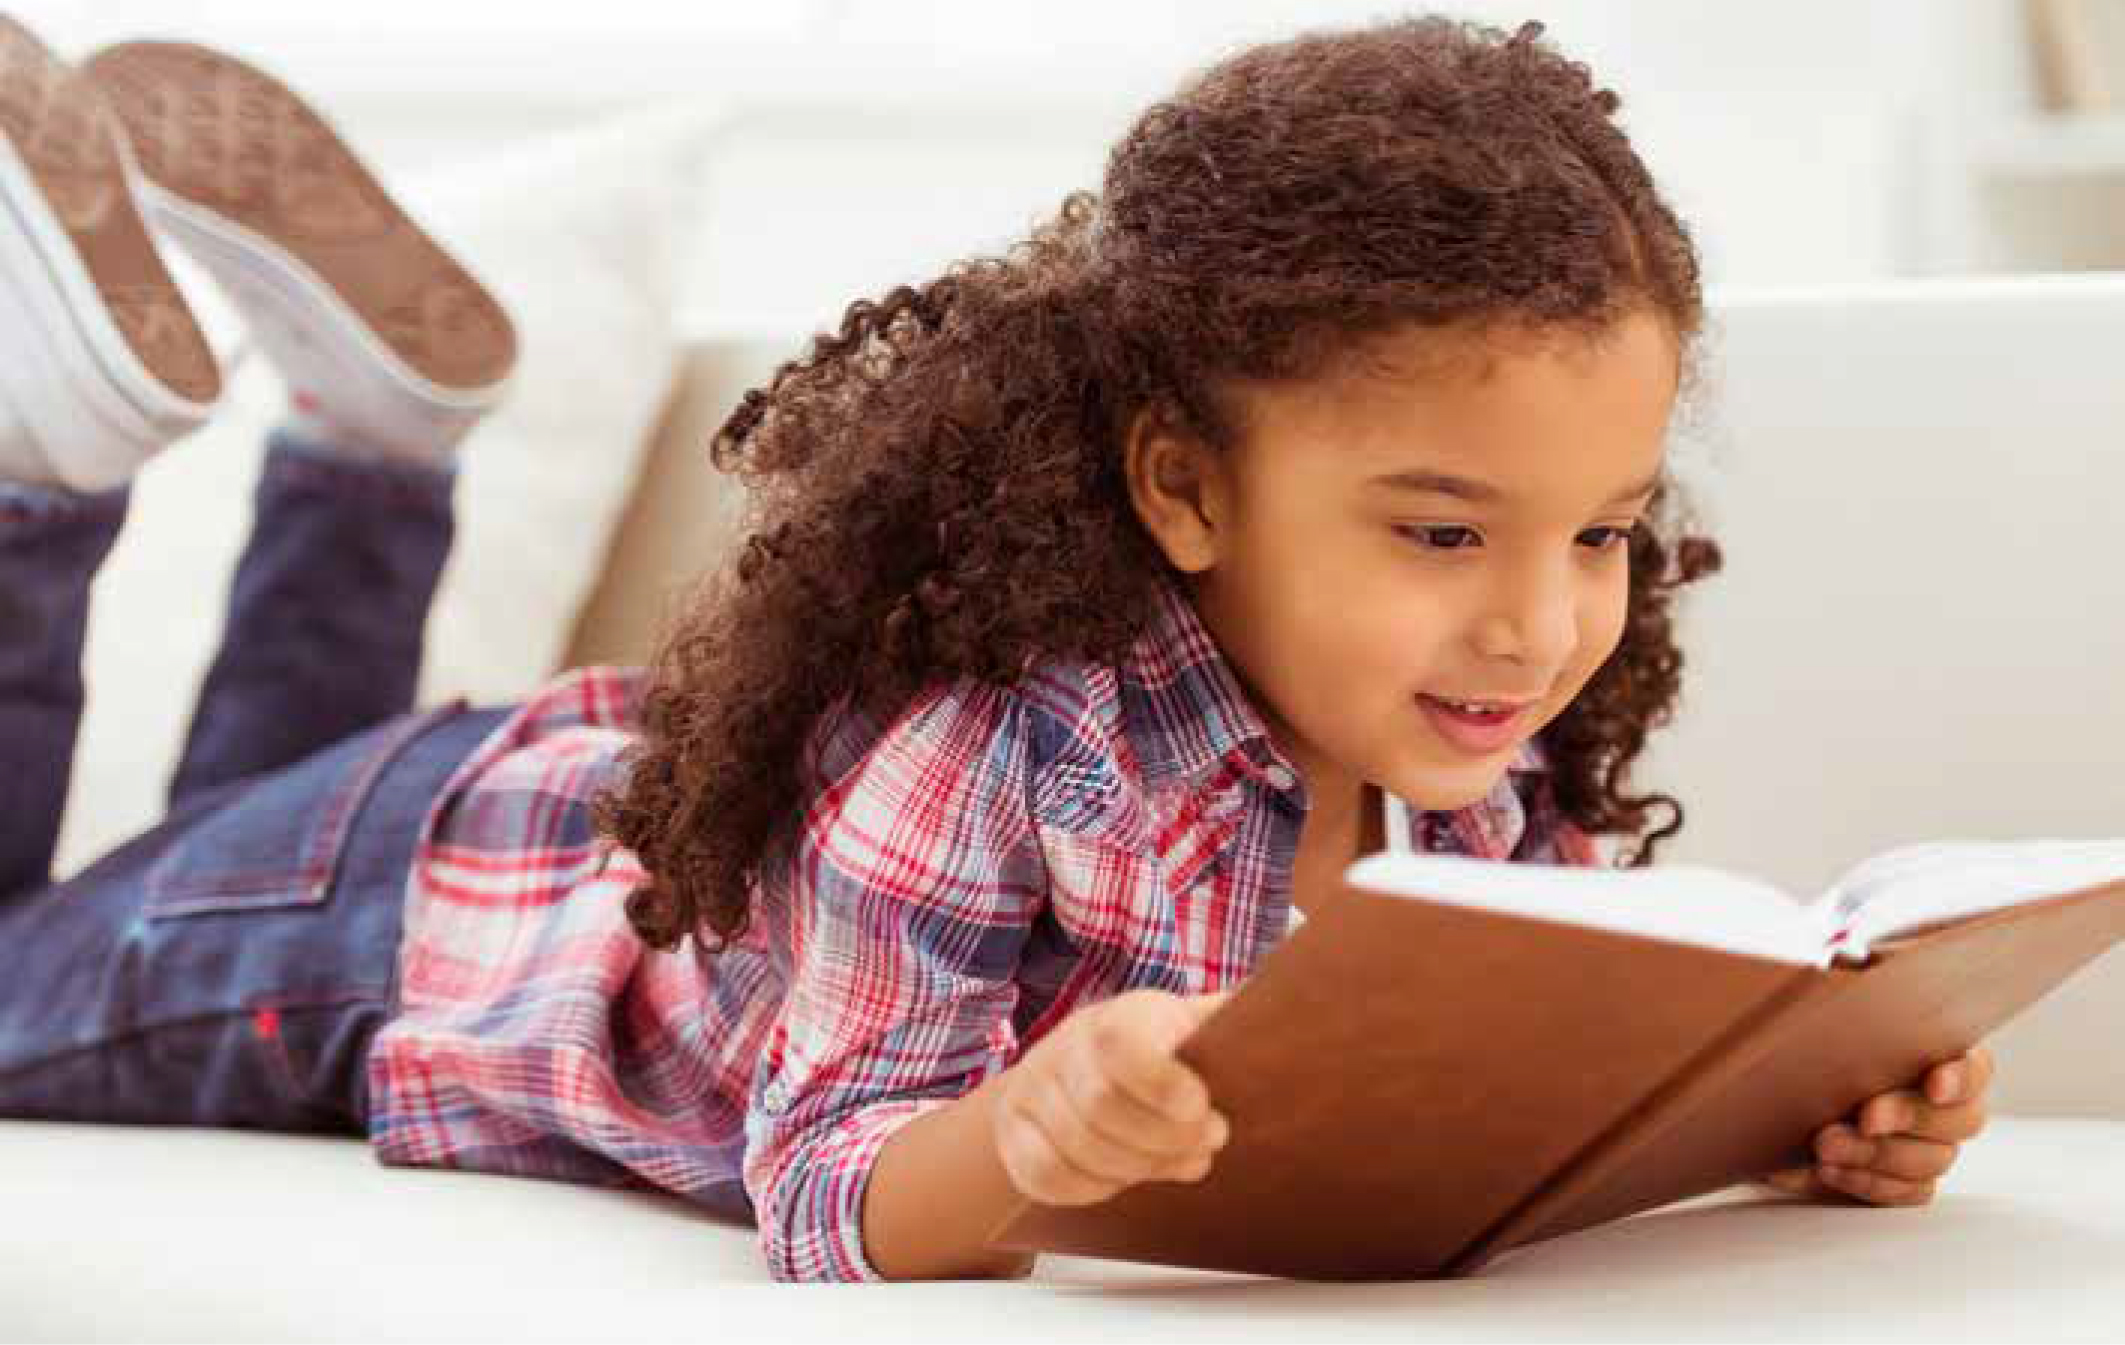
xmin=1471 ymin=564 xmax=1579 ymax=670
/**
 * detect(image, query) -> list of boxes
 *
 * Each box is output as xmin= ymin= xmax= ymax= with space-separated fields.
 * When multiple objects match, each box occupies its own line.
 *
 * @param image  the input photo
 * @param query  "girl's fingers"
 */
xmin=1033 ymin=1067 xmax=1173 ymax=1183
xmin=1858 ymin=1086 xmax=1989 ymax=1144
xmin=1854 ymin=1044 xmax=1997 ymax=1141
xmin=1759 ymin=1166 xmax=1856 ymax=1202
xmin=1760 ymin=1166 xmax=1818 ymax=1194
xmin=1818 ymin=1163 xmax=1938 ymax=1206
xmin=1923 ymin=1045 xmax=1993 ymax=1105
xmin=1769 ymin=1046 xmax=1995 ymax=1207
xmin=1056 ymin=1039 xmax=1199 ymax=1164
xmin=1959 ymin=1043 xmax=1997 ymax=1096
xmin=1814 ymin=1125 xmax=1960 ymax=1182
xmin=1860 ymin=1044 xmax=1996 ymax=1143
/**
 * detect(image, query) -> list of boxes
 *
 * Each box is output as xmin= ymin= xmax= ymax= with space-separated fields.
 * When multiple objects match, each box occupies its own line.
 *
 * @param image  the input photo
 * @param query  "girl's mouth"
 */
xmin=1416 ymin=693 xmax=1526 ymax=754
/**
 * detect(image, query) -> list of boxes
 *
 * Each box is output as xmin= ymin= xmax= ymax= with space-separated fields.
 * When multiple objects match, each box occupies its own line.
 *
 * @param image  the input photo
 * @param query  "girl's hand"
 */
xmin=1758 ymin=1042 xmax=1996 ymax=1206
xmin=992 ymin=987 xmax=1235 ymax=1207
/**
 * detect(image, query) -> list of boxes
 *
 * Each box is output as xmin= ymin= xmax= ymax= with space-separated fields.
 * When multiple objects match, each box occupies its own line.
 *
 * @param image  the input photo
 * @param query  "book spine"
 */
xmin=1445 ymin=959 xmax=1829 ymax=1274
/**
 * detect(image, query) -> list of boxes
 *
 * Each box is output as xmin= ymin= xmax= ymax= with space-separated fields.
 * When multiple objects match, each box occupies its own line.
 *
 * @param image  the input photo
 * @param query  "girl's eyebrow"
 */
xmin=1367 ymin=467 xmax=1662 ymax=505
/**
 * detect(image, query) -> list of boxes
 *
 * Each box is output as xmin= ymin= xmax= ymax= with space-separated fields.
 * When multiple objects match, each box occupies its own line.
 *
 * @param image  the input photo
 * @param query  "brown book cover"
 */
xmin=988 ymin=851 xmax=2125 ymax=1280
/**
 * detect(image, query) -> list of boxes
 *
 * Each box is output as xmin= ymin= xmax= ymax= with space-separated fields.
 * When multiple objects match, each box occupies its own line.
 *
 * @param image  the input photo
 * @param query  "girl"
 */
xmin=0 ymin=14 xmax=1995 ymax=1285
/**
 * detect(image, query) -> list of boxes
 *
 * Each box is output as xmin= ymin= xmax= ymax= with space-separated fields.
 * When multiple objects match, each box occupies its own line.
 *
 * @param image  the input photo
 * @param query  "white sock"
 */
xmin=279 ymin=387 xmax=477 ymax=470
xmin=0 ymin=426 xmax=70 ymax=492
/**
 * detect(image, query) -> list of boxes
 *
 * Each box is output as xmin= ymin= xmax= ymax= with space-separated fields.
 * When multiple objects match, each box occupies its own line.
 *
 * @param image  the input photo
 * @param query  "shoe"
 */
xmin=0 ymin=17 xmax=219 ymax=495
xmin=81 ymin=39 xmax=517 ymax=464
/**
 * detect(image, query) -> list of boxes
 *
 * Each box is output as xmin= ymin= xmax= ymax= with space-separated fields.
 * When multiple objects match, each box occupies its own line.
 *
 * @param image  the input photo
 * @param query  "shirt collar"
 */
xmin=1119 ymin=571 xmax=1550 ymax=798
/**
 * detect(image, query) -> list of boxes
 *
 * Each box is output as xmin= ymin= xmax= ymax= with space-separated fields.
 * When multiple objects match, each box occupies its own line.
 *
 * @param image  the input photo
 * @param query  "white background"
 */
xmin=9 ymin=0 xmax=2091 ymax=335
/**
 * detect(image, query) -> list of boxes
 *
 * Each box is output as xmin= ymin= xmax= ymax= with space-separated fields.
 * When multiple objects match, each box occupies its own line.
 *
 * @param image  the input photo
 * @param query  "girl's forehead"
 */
xmin=1228 ymin=315 xmax=1676 ymax=491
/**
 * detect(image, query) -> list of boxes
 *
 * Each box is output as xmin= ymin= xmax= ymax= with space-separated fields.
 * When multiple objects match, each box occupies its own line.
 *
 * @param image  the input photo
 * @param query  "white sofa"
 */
xmin=4 ymin=275 xmax=2123 ymax=1339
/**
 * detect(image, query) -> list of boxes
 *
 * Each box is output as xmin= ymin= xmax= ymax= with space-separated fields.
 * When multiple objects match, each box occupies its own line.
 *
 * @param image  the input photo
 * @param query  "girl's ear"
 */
xmin=1123 ymin=401 xmax=1229 ymax=576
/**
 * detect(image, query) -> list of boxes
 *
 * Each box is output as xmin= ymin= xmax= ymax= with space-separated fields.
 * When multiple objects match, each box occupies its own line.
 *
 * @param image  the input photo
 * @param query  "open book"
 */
xmin=990 ymin=820 xmax=2125 ymax=1280
xmin=1343 ymin=835 xmax=2125 ymax=970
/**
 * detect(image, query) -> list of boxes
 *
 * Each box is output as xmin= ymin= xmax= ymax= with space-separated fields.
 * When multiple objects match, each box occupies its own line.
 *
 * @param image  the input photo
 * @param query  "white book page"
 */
xmin=1340 ymin=852 xmax=1821 ymax=966
xmin=1808 ymin=837 xmax=2125 ymax=959
xmin=1342 ymin=835 xmax=2125 ymax=972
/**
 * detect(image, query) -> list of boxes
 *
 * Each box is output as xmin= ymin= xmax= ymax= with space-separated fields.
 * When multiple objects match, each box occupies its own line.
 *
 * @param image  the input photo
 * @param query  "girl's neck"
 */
xmin=1291 ymin=780 xmax=1384 ymax=920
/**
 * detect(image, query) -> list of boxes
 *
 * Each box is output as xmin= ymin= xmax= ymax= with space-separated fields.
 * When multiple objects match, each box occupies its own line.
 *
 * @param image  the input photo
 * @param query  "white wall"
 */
xmin=12 ymin=0 xmax=2055 ymax=334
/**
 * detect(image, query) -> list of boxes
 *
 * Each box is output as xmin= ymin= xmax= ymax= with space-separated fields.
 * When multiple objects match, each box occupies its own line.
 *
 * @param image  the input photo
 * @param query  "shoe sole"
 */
xmin=83 ymin=39 xmax=516 ymax=401
xmin=0 ymin=17 xmax=219 ymax=486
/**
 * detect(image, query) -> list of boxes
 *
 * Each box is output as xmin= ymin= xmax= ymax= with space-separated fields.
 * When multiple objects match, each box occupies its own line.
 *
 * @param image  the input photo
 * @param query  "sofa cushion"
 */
xmin=1 ymin=1115 xmax=2118 ymax=1335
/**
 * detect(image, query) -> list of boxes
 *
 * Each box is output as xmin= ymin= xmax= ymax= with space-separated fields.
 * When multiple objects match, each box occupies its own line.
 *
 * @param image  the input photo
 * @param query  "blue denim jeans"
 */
xmin=0 ymin=428 xmax=517 ymax=1134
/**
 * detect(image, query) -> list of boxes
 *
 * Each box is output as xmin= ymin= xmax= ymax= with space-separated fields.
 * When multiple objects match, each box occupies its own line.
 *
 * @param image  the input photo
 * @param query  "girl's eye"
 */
xmin=1394 ymin=524 xmax=1639 ymax=552
xmin=1403 ymin=525 xmax=1480 ymax=551
xmin=1580 ymin=525 xmax=1639 ymax=551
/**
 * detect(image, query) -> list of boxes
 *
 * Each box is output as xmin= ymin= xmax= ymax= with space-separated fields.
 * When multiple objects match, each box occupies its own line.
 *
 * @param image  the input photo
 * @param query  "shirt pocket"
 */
xmin=140 ymin=702 xmax=464 ymax=920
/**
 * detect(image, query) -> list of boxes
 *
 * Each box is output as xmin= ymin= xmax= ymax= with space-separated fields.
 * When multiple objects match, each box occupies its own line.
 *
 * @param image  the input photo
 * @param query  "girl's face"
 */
xmin=1125 ymin=309 xmax=1679 ymax=829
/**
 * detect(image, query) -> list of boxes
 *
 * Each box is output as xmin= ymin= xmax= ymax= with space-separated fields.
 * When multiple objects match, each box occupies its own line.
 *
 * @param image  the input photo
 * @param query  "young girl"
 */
xmin=0 ymin=14 xmax=1996 ymax=1285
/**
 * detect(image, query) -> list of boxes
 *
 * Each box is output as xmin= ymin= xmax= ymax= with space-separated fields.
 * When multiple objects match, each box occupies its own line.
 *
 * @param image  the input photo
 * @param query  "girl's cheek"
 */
xmin=1589 ymin=597 xmax=1631 ymax=662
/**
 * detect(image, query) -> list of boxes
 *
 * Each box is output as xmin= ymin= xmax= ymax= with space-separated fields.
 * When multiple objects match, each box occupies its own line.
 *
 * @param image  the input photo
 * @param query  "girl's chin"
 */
xmin=1397 ymin=761 xmax=1511 ymax=813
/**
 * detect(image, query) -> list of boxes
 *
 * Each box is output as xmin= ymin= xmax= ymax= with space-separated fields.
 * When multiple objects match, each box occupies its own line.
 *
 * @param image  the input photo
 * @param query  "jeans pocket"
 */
xmin=141 ymin=702 xmax=466 ymax=919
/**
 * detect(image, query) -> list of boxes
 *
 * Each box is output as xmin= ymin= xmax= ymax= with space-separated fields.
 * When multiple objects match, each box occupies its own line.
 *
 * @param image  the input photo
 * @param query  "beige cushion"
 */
xmin=562 ymin=332 xmax=772 ymax=670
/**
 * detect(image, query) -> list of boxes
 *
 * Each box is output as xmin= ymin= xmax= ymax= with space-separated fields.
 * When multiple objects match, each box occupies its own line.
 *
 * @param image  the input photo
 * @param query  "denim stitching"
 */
xmin=0 ymin=987 xmax=387 ymax=1080
xmin=244 ymin=988 xmax=392 ymax=1117
xmin=142 ymin=701 xmax=463 ymax=912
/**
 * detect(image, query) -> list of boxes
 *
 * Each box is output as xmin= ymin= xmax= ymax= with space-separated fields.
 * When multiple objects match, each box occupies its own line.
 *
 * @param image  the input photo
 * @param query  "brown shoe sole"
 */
xmin=83 ymin=39 xmax=516 ymax=393
xmin=0 ymin=18 xmax=219 ymax=405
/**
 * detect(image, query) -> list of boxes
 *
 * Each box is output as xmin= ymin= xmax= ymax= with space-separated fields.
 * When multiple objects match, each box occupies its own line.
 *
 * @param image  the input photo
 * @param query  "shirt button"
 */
xmin=762 ymin=1080 xmax=789 ymax=1114
xmin=1262 ymin=764 xmax=1296 ymax=791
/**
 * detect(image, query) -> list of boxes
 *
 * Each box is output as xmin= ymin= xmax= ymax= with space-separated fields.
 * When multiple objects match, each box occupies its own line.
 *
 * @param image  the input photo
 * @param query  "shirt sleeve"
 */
xmin=741 ymin=676 xmax=1048 ymax=1282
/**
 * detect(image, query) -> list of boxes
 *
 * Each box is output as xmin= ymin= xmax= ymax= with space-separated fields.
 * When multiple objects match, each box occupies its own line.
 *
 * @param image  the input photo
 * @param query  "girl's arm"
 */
xmin=862 ymin=1066 xmax=1038 ymax=1279
xmin=740 ymin=677 xmax=1048 ymax=1282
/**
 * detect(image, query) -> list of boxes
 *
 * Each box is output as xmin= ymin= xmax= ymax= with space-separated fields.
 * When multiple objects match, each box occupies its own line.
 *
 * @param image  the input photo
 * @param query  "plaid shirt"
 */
xmin=364 ymin=573 xmax=1603 ymax=1281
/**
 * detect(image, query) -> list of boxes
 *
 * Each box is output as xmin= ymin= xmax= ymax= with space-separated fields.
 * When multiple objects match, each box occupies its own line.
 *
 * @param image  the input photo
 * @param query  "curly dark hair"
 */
xmin=588 ymin=13 xmax=1726 ymax=956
